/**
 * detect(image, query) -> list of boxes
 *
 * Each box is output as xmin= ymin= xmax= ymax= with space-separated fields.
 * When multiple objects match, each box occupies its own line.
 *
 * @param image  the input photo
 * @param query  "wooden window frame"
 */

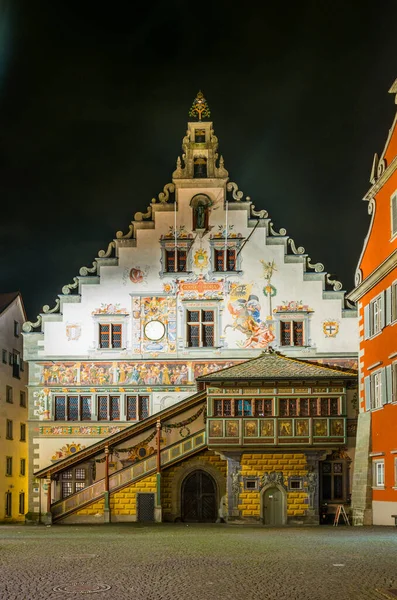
xmin=5 ymin=492 xmax=12 ymax=517
xmin=99 ymin=323 xmax=123 ymax=349
xmin=97 ymin=395 xmax=120 ymax=421
xmin=20 ymin=423 xmax=26 ymax=442
xmin=6 ymin=419 xmax=13 ymax=440
xmin=6 ymin=385 xmax=13 ymax=403
xmin=280 ymin=320 xmax=305 ymax=347
xmin=186 ymin=308 xmax=216 ymax=348
xmin=54 ymin=395 xmax=92 ymax=421
xmin=126 ymin=395 xmax=150 ymax=421
xmin=6 ymin=456 xmax=12 ymax=476
xmin=373 ymin=459 xmax=385 ymax=488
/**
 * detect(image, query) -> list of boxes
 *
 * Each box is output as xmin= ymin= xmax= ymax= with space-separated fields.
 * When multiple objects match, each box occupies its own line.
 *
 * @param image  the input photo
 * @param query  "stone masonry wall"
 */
xmin=239 ymin=453 xmax=308 ymax=521
xmin=161 ymin=450 xmax=227 ymax=522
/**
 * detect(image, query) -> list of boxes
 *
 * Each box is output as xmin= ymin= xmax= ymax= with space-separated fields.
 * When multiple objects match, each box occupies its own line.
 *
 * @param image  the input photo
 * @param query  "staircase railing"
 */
xmin=51 ymin=429 xmax=206 ymax=520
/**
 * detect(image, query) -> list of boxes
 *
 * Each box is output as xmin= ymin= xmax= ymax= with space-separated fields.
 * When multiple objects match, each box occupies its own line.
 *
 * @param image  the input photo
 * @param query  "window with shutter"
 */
xmin=391 ymin=193 xmax=397 ymax=237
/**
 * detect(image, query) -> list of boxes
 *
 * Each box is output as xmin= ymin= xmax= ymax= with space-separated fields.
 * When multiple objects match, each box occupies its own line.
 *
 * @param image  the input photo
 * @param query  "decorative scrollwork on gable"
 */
xmin=79 ymin=262 xmax=97 ymax=277
xmin=62 ymin=277 xmax=79 ymax=295
xmin=22 ymin=315 xmax=43 ymax=333
xmin=42 ymin=299 xmax=60 ymax=314
xmin=134 ymin=206 xmax=152 ymax=222
xmin=306 ymin=257 xmax=324 ymax=272
xmin=226 ymin=182 xmax=244 ymax=201
xmin=354 ymin=268 xmax=363 ymax=287
xmin=251 ymin=205 xmax=268 ymax=218
xmin=269 ymin=222 xmax=287 ymax=236
xmin=116 ymin=223 xmax=134 ymax=239
xmin=377 ymin=158 xmax=387 ymax=178
xmin=288 ymin=238 xmax=305 ymax=255
xmin=152 ymin=182 xmax=175 ymax=204
xmin=98 ymin=241 xmax=116 ymax=258
xmin=326 ymin=274 xmax=343 ymax=291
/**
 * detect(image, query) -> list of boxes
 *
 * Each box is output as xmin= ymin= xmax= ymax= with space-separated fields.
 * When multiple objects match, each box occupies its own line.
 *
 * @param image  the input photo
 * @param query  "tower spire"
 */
xmin=188 ymin=91 xmax=211 ymax=121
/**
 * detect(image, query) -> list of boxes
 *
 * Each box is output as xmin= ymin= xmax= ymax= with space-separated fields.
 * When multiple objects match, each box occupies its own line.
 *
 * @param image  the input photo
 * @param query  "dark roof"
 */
xmin=0 ymin=292 xmax=25 ymax=318
xmin=197 ymin=350 xmax=357 ymax=381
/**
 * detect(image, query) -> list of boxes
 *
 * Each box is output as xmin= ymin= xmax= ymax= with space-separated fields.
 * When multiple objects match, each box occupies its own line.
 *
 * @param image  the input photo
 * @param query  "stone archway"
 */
xmin=260 ymin=483 xmax=287 ymax=526
xmin=166 ymin=457 xmax=226 ymax=523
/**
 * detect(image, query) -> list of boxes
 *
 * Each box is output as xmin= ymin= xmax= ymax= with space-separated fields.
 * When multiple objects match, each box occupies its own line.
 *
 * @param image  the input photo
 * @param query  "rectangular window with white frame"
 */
xmin=391 ymin=192 xmax=397 ymax=238
xmin=391 ymin=281 xmax=397 ymax=323
xmin=373 ymin=459 xmax=385 ymax=488
xmin=365 ymin=368 xmax=387 ymax=411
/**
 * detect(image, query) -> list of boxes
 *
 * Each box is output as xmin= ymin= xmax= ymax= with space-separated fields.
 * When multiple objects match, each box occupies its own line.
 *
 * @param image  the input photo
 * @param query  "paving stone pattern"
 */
xmin=0 ymin=524 xmax=396 ymax=600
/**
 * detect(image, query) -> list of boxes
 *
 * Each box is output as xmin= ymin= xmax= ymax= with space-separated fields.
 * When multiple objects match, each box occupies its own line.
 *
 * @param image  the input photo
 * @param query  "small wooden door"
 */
xmin=182 ymin=470 xmax=217 ymax=522
xmin=263 ymin=487 xmax=283 ymax=525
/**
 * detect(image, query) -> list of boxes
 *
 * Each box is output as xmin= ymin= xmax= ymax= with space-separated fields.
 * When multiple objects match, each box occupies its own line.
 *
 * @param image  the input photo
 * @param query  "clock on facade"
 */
xmin=144 ymin=320 xmax=165 ymax=341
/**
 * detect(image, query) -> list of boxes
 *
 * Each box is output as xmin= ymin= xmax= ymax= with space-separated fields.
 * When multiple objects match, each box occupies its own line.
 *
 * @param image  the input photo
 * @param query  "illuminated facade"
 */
xmin=0 ymin=293 xmax=28 ymax=522
xmin=349 ymin=80 xmax=397 ymax=526
xmin=23 ymin=93 xmax=358 ymax=521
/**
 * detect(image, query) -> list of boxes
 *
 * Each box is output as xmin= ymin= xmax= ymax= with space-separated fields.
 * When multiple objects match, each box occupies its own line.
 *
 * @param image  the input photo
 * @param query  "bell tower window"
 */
xmin=195 ymin=128 xmax=206 ymax=143
xmin=194 ymin=157 xmax=207 ymax=178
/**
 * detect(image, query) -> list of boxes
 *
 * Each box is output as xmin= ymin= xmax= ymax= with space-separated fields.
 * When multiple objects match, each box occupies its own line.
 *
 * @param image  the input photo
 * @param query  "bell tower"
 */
xmin=173 ymin=91 xmax=229 ymax=181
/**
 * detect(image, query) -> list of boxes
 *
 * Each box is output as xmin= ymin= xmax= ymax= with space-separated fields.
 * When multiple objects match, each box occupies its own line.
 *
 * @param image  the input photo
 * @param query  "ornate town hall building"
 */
xmin=24 ymin=93 xmax=358 ymax=524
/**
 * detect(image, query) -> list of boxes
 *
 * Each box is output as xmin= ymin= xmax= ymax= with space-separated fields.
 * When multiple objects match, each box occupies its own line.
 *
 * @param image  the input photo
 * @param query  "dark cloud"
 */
xmin=0 ymin=0 xmax=396 ymax=318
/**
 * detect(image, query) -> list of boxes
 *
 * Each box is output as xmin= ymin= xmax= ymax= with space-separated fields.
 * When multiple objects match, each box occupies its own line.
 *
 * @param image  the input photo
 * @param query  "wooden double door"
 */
xmin=181 ymin=470 xmax=217 ymax=523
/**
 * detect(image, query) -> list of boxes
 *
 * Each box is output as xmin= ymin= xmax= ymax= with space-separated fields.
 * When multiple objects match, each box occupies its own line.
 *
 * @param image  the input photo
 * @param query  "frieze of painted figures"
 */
xmin=39 ymin=360 xmax=240 ymax=387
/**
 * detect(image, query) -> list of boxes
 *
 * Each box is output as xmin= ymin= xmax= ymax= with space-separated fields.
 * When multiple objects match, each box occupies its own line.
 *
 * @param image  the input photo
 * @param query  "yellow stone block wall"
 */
xmin=238 ymin=453 xmax=308 ymax=518
xmin=73 ymin=473 xmax=157 ymax=517
xmin=75 ymin=498 xmax=105 ymax=516
xmin=110 ymin=474 xmax=157 ymax=516
xmin=162 ymin=450 xmax=227 ymax=517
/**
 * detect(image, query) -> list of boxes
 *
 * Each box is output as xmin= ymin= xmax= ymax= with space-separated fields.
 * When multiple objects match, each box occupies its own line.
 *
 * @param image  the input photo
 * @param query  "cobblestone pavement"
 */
xmin=0 ymin=523 xmax=397 ymax=600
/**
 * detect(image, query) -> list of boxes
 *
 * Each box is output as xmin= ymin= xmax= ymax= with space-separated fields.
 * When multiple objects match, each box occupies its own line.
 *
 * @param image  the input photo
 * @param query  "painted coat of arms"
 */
xmin=322 ymin=319 xmax=339 ymax=337
xmin=66 ymin=323 xmax=82 ymax=341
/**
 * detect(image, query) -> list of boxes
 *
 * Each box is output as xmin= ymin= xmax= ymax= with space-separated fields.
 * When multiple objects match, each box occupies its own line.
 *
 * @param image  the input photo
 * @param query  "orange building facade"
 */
xmin=349 ymin=80 xmax=397 ymax=526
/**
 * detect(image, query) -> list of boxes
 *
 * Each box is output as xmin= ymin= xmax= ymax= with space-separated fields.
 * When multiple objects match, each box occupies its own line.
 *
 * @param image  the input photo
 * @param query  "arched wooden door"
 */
xmin=181 ymin=470 xmax=217 ymax=522
xmin=263 ymin=486 xmax=284 ymax=525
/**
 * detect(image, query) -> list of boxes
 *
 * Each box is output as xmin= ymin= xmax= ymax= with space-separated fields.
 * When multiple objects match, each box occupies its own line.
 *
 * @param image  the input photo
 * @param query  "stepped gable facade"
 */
xmin=348 ymin=79 xmax=397 ymax=526
xmin=23 ymin=92 xmax=358 ymax=521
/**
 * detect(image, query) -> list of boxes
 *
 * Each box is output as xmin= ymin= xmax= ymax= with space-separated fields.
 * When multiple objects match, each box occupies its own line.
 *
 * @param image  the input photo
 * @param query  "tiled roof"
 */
xmin=197 ymin=351 xmax=357 ymax=381
xmin=0 ymin=292 xmax=21 ymax=316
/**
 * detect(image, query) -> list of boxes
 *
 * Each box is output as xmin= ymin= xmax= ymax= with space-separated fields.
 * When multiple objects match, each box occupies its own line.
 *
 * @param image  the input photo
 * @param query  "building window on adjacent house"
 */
xmin=394 ymin=457 xmax=397 ymax=489
xmin=391 ymin=192 xmax=397 ymax=238
xmin=20 ymin=359 xmax=24 ymax=372
xmin=392 ymin=362 xmax=397 ymax=404
xmin=98 ymin=395 xmax=120 ymax=421
xmin=12 ymin=351 xmax=20 ymax=378
xmin=20 ymin=423 xmax=26 ymax=442
xmin=99 ymin=323 xmax=123 ymax=349
xmin=6 ymin=419 xmax=13 ymax=439
xmin=126 ymin=395 xmax=149 ymax=420
xmin=20 ymin=458 xmax=26 ymax=476
xmin=2 ymin=349 xmax=7 ymax=364
xmin=186 ymin=308 xmax=215 ymax=347
xmin=321 ymin=460 xmax=347 ymax=502
xmin=5 ymin=492 xmax=12 ymax=517
xmin=61 ymin=467 xmax=87 ymax=499
xmin=54 ymin=395 xmax=92 ymax=421
xmin=14 ymin=320 xmax=20 ymax=337
xmin=20 ymin=391 xmax=26 ymax=407
xmin=6 ymin=456 xmax=13 ymax=476
xmin=365 ymin=370 xmax=387 ymax=411
xmin=280 ymin=320 xmax=304 ymax=346
xmin=6 ymin=385 xmax=13 ymax=403
xmin=373 ymin=460 xmax=385 ymax=488
xmin=365 ymin=294 xmax=384 ymax=337
xmin=19 ymin=492 xmax=25 ymax=515
xmin=391 ymin=282 xmax=397 ymax=323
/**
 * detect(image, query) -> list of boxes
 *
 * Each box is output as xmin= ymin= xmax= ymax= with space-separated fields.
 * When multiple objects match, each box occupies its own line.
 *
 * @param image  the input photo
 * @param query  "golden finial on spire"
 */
xmin=189 ymin=90 xmax=211 ymax=121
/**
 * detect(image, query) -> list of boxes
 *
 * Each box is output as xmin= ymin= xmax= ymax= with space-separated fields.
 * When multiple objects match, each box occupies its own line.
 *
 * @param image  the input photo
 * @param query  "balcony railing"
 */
xmin=51 ymin=429 xmax=206 ymax=520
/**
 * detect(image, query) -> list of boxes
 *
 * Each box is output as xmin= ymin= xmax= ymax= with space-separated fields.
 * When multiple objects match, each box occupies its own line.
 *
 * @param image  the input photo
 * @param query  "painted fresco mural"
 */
xmin=23 ymin=110 xmax=359 ymax=518
xmin=38 ymin=361 xmax=242 ymax=387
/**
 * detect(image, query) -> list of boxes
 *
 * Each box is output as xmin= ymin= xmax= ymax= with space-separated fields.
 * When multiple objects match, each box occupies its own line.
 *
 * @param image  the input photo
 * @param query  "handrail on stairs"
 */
xmin=51 ymin=429 xmax=206 ymax=519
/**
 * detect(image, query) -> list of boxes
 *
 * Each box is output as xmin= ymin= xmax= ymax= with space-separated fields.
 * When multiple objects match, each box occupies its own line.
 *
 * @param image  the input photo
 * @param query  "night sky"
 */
xmin=1 ymin=1 xmax=396 ymax=320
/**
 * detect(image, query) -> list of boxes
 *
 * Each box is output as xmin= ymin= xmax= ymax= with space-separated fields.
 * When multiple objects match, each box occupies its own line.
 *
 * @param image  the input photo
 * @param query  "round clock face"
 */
xmin=144 ymin=320 xmax=165 ymax=341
